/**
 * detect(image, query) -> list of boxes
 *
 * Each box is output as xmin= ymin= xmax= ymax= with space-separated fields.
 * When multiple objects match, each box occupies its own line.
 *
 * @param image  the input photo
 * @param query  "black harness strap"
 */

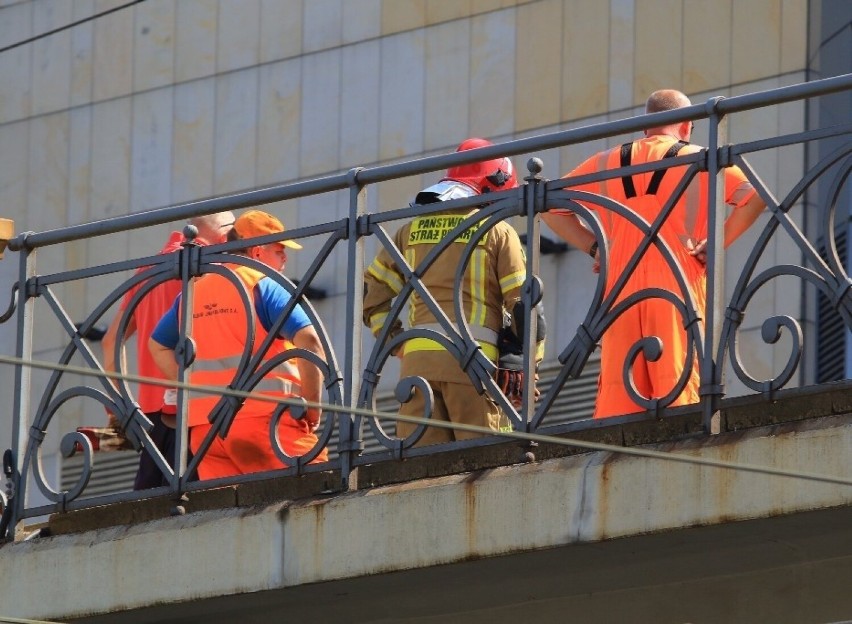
xmin=620 ymin=140 xmax=688 ymax=198
xmin=620 ymin=142 xmax=637 ymax=198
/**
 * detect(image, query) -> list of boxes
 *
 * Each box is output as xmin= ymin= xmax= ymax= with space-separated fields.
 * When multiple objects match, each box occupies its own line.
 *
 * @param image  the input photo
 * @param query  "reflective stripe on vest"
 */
xmin=187 ymin=265 xmax=302 ymax=426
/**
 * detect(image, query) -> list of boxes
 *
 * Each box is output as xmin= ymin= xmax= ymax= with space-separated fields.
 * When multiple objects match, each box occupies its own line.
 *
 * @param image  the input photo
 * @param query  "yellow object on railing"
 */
xmin=0 ymin=218 xmax=13 ymax=259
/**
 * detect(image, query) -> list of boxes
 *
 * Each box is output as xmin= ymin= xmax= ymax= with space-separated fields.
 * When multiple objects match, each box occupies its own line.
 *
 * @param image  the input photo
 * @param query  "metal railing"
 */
xmin=1 ymin=74 xmax=850 ymax=539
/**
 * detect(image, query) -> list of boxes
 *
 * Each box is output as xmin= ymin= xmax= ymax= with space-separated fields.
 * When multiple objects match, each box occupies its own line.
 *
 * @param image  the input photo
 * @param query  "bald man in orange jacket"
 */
xmin=543 ymin=89 xmax=765 ymax=418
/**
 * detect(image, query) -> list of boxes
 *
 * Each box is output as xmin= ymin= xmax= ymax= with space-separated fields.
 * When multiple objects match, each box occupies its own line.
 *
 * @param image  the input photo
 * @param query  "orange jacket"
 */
xmin=187 ymin=264 xmax=303 ymax=428
xmin=567 ymin=135 xmax=756 ymax=305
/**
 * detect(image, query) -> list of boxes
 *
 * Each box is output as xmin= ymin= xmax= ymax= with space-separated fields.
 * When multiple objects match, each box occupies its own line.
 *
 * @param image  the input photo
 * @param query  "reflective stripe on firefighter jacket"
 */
xmin=363 ymin=207 xmax=528 ymax=383
xmin=187 ymin=264 xmax=302 ymax=428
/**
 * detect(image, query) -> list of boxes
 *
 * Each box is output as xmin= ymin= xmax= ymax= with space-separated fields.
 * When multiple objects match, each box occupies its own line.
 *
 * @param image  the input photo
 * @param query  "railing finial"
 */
xmin=526 ymin=157 xmax=543 ymax=178
xmin=182 ymin=224 xmax=199 ymax=242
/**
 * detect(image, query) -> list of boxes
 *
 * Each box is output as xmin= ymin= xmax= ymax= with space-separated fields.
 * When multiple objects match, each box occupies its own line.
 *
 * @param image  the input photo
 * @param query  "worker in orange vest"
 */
xmin=543 ymin=89 xmax=765 ymax=418
xmin=149 ymin=210 xmax=327 ymax=478
xmin=98 ymin=212 xmax=234 ymax=488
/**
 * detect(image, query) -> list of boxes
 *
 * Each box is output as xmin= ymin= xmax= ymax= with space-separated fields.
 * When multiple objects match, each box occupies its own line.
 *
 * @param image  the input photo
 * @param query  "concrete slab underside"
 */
xmin=71 ymin=505 xmax=852 ymax=624
xmin=4 ymin=403 xmax=852 ymax=623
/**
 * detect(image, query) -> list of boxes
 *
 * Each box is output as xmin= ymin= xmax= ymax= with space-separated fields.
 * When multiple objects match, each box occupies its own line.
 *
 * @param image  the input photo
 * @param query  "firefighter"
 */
xmin=364 ymin=138 xmax=544 ymax=446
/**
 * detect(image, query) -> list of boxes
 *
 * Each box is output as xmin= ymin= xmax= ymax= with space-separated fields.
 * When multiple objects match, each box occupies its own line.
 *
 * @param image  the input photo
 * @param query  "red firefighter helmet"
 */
xmin=444 ymin=138 xmax=518 ymax=194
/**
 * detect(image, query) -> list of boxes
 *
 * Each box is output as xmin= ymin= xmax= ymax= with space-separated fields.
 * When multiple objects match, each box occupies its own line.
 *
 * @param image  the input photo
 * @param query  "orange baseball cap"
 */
xmin=233 ymin=210 xmax=302 ymax=249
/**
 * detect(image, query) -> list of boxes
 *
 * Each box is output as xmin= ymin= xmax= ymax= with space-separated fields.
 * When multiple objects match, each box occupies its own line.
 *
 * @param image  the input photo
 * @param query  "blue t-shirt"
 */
xmin=151 ymin=276 xmax=312 ymax=349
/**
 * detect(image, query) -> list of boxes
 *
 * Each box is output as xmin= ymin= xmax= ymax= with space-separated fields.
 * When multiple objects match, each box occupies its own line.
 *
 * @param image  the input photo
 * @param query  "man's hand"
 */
xmin=686 ymin=238 xmax=707 ymax=265
xmin=305 ymin=407 xmax=321 ymax=432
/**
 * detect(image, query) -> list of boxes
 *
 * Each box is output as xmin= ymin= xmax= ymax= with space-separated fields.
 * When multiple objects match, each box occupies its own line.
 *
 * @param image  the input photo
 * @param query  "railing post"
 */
xmin=339 ymin=168 xmax=367 ymax=491
xmin=701 ymin=98 xmax=729 ymax=434
xmin=522 ymin=158 xmax=545 ymax=434
xmin=173 ymin=230 xmax=199 ymax=504
xmin=9 ymin=241 xmax=36 ymax=538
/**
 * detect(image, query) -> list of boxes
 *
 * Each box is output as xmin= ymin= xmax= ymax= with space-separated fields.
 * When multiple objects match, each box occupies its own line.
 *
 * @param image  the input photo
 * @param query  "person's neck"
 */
xmin=646 ymin=130 xmax=681 ymax=141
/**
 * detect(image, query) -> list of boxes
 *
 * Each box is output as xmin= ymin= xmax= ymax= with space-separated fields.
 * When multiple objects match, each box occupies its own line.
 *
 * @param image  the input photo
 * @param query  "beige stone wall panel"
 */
xmin=470 ymin=9 xmax=516 ymax=139
xmin=175 ymin=0 xmax=217 ymax=83
xmin=90 ymin=97 xmax=131 ymax=218
xmin=260 ymin=0 xmax=303 ymax=62
xmin=426 ymin=0 xmax=472 ymax=24
xmin=343 ymin=0 xmax=382 ymax=45
xmin=0 ymin=2 xmax=32 ymax=123
xmin=515 ymin=0 xmax=563 ymax=132
xmin=27 ymin=112 xmax=69 ymax=233
xmin=133 ymin=0 xmax=175 ymax=93
xmin=130 ymin=88 xmax=174 ymax=212
xmin=381 ymin=0 xmax=427 ymax=35
xmin=376 ymin=176 xmax=426 ymax=215
xmin=92 ymin=0 xmax=133 ymax=102
xmin=213 ymin=68 xmax=259 ymax=194
xmin=633 ymin=0 xmax=682 ymax=103
xmin=216 ymin=0 xmax=261 ymax=74
xmin=0 ymin=120 xmax=29 ymax=247
xmin=70 ymin=0 xmax=96 ymax=108
xmin=257 ymin=59 xmax=303 ymax=186
xmin=68 ymin=107 xmax=93 ymax=225
xmin=683 ymin=0 xmax=733 ymax=95
xmin=562 ymin=0 xmax=610 ymax=122
xmin=303 ymin=0 xmax=343 ymax=54
xmin=471 ymin=0 xmax=505 ymax=12
xmin=558 ymin=113 xmax=614 ymax=176
xmin=172 ymin=78 xmax=216 ymax=204
xmin=340 ymin=41 xmax=381 ymax=169
xmin=424 ymin=20 xmax=471 ymax=151
xmin=31 ymin=0 xmax=72 ymax=116
xmin=731 ymin=0 xmax=782 ymax=84
xmin=378 ymin=31 xmax=426 ymax=161
xmin=299 ymin=50 xmax=342 ymax=178
xmin=608 ymin=0 xmax=636 ymax=112
xmin=780 ymin=0 xmax=807 ymax=73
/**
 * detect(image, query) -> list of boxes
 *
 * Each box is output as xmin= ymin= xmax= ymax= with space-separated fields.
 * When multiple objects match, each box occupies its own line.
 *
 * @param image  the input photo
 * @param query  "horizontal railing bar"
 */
xmin=11 ymin=75 xmax=849 ymax=251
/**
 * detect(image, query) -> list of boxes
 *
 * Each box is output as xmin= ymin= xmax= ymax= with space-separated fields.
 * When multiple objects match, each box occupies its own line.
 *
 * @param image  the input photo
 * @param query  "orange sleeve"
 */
xmin=723 ymin=165 xmax=757 ymax=209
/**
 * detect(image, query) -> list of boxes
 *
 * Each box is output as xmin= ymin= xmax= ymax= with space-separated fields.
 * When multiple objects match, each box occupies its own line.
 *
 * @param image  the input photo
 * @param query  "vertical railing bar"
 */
xmin=9 ymin=246 xmax=36 ymax=538
xmin=522 ymin=159 xmax=545 ymax=434
xmin=702 ymin=98 xmax=728 ymax=434
xmin=340 ymin=168 xmax=367 ymax=491
xmin=173 ymin=239 xmax=197 ymax=496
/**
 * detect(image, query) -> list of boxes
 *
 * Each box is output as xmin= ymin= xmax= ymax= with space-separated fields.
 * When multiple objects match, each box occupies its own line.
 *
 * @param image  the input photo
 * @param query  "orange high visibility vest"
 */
xmin=187 ymin=264 xmax=302 ymax=428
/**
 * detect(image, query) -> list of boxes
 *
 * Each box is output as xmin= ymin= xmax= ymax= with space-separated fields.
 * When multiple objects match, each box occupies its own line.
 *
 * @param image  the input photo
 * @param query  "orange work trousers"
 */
xmin=190 ymin=414 xmax=328 ymax=479
xmin=595 ymin=296 xmax=700 ymax=418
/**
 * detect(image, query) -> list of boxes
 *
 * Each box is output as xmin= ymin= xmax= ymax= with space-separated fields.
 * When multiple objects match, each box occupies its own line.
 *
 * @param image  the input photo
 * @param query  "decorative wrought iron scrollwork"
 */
xmin=721 ymin=137 xmax=852 ymax=393
xmin=0 ymin=281 xmax=18 ymax=324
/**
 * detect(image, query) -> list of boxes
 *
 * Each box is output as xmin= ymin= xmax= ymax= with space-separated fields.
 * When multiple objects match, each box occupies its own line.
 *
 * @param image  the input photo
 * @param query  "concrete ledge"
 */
xmin=722 ymin=379 xmax=852 ymax=430
xmin=47 ymin=469 xmax=338 ymax=536
xmin=3 ymin=411 xmax=851 ymax=621
xmin=37 ymin=382 xmax=852 ymax=537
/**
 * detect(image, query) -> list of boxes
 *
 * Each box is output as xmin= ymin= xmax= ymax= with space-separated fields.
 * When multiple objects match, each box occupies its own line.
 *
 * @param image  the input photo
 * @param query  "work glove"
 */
xmin=495 ymin=350 xmax=525 ymax=407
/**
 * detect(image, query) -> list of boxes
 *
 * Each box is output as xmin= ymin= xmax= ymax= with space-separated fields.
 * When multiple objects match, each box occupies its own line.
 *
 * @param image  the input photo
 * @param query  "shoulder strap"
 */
xmin=646 ymin=140 xmax=688 ymax=195
xmin=619 ymin=142 xmax=637 ymax=198
xmin=620 ymin=140 xmax=688 ymax=198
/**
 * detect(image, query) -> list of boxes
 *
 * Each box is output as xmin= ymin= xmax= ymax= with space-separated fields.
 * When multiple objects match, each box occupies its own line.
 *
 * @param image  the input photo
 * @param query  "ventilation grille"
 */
xmin=62 ymin=451 xmax=141 ymax=498
xmin=817 ymin=226 xmax=849 ymax=383
xmin=62 ymin=355 xmax=601 ymax=495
